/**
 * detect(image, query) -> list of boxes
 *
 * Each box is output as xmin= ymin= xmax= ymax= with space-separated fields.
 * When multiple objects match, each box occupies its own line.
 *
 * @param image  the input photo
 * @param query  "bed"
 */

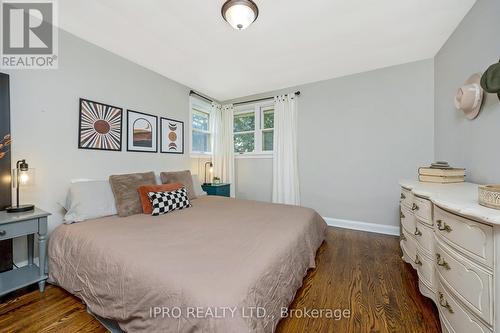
xmin=48 ymin=196 xmax=327 ymax=333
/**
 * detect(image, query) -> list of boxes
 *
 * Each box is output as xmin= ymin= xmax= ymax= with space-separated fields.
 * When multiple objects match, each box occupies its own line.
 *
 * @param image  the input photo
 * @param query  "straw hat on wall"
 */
xmin=454 ymin=73 xmax=484 ymax=120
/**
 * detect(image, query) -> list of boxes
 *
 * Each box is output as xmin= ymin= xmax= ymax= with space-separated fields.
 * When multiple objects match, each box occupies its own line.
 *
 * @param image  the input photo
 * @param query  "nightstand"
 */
xmin=201 ymin=183 xmax=230 ymax=197
xmin=0 ymin=208 xmax=50 ymax=296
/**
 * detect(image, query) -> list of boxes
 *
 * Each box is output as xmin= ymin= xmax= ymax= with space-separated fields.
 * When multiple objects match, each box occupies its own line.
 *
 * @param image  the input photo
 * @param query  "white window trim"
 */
xmin=233 ymin=100 xmax=274 ymax=158
xmin=189 ymin=96 xmax=213 ymax=158
xmin=235 ymin=152 xmax=273 ymax=159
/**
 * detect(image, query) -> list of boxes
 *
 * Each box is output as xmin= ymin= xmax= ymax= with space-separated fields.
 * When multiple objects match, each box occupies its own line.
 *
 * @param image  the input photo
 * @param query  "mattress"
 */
xmin=48 ymin=196 xmax=327 ymax=332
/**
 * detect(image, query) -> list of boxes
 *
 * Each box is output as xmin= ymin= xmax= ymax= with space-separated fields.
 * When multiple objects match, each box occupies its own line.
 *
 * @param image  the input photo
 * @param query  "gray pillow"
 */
xmin=160 ymin=170 xmax=196 ymax=200
xmin=109 ymin=171 xmax=156 ymax=217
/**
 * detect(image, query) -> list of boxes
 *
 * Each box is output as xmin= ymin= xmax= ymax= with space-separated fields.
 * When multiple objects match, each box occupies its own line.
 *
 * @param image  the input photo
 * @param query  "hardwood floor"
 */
xmin=0 ymin=227 xmax=441 ymax=333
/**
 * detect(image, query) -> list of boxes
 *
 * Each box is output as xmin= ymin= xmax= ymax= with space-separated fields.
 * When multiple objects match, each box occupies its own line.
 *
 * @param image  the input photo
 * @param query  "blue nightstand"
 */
xmin=201 ymin=183 xmax=230 ymax=197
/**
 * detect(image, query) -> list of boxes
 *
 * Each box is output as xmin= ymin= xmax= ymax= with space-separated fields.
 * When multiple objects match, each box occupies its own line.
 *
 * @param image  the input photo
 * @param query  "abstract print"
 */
xmin=161 ymin=117 xmax=184 ymax=154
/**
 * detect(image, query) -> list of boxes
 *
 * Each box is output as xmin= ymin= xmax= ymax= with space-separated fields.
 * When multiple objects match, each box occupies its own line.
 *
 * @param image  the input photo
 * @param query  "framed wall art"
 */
xmin=127 ymin=110 xmax=158 ymax=153
xmin=78 ymin=98 xmax=123 ymax=151
xmin=160 ymin=117 xmax=184 ymax=154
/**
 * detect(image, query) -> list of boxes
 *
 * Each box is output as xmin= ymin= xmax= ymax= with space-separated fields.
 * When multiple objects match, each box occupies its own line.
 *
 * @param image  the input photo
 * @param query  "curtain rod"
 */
xmin=189 ymin=90 xmax=213 ymax=103
xmin=190 ymin=90 xmax=301 ymax=106
xmin=233 ymin=91 xmax=301 ymax=106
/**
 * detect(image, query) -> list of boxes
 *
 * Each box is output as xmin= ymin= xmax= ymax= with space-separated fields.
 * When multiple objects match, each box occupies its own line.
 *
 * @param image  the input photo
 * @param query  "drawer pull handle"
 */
xmin=414 ymin=255 xmax=422 ymax=266
xmin=414 ymin=227 xmax=422 ymax=236
xmin=400 ymin=211 xmax=405 ymax=219
xmin=436 ymin=220 xmax=452 ymax=232
xmin=436 ymin=254 xmax=451 ymax=270
xmin=0 ymin=230 xmax=5 ymax=236
xmin=439 ymin=292 xmax=454 ymax=314
xmin=412 ymin=203 xmax=419 ymax=211
xmin=401 ymin=193 xmax=406 ymax=200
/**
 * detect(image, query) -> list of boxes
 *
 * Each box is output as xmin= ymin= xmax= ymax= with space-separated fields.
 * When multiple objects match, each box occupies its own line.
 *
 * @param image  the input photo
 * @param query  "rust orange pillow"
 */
xmin=137 ymin=183 xmax=183 ymax=214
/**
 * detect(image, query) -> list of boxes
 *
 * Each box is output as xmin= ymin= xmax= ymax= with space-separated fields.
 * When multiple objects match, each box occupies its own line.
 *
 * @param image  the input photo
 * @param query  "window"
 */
xmin=234 ymin=111 xmax=255 ymax=153
xmin=261 ymin=106 xmax=274 ymax=152
xmin=190 ymin=98 xmax=212 ymax=155
xmin=233 ymin=103 xmax=274 ymax=156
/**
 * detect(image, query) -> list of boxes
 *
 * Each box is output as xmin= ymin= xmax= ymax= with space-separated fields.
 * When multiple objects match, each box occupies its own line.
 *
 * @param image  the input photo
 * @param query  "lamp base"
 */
xmin=6 ymin=204 xmax=35 ymax=213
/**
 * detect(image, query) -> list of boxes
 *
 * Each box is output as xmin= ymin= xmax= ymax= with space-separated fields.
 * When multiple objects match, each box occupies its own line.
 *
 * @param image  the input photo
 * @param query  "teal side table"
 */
xmin=201 ymin=183 xmax=230 ymax=197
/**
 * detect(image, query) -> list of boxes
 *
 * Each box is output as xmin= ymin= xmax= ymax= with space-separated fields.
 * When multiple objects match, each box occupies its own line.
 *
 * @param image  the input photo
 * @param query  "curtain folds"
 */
xmin=211 ymin=103 xmax=235 ymax=197
xmin=272 ymin=94 xmax=300 ymax=205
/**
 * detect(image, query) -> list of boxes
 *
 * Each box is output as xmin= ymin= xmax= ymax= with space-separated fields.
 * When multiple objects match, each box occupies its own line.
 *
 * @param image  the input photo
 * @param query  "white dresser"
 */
xmin=399 ymin=180 xmax=500 ymax=333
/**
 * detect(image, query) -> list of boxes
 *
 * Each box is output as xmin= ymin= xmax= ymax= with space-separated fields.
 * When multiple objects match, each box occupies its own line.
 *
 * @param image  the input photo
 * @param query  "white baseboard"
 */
xmin=323 ymin=217 xmax=399 ymax=236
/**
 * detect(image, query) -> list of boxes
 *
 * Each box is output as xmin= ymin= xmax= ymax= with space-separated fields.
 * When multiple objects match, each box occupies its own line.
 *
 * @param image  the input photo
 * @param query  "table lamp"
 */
xmin=204 ymin=162 xmax=213 ymax=185
xmin=6 ymin=159 xmax=35 ymax=213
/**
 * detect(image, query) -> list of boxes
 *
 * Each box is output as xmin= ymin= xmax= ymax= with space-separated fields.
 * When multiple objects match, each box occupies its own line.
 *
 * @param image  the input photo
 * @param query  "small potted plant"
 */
xmin=213 ymin=176 xmax=221 ymax=184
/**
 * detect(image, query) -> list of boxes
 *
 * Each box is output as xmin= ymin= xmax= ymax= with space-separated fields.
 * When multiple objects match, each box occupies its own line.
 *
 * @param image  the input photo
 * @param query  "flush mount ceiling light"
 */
xmin=221 ymin=0 xmax=259 ymax=30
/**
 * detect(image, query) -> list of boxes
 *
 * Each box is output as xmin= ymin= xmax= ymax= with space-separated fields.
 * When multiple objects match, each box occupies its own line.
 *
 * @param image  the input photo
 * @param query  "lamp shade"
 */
xmin=6 ymin=159 xmax=35 ymax=213
xmin=12 ymin=167 xmax=35 ymax=188
xmin=222 ymin=0 xmax=259 ymax=30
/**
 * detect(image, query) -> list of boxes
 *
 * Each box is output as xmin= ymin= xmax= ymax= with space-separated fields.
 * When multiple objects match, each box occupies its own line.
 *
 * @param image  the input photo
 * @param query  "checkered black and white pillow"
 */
xmin=147 ymin=187 xmax=192 ymax=216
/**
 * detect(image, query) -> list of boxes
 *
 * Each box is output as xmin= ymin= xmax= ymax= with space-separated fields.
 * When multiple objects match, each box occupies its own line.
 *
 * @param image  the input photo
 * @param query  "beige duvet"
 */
xmin=49 ymin=196 xmax=327 ymax=333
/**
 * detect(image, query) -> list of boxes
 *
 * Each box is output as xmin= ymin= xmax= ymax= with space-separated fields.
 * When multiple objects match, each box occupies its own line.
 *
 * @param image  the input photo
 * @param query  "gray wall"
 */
xmin=4 ymin=30 xmax=194 ymax=264
xmin=435 ymin=0 xmax=500 ymax=184
xmin=235 ymin=158 xmax=273 ymax=202
xmin=227 ymin=59 xmax=435 ymax=227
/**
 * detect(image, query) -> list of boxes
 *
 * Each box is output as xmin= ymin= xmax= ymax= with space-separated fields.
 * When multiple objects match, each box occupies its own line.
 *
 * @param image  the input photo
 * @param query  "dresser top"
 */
xmin=0 ymin=208 xmax=50 ymax=225
xmin=399 ymin=180 xmax=500 ymax=225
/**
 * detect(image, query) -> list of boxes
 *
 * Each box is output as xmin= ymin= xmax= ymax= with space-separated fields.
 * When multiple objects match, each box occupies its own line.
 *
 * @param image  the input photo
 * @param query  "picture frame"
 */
xmin=78 ymin=98 xmax=123 ymax=151
xmin=160 ymin=117 xmax=184 ymax=154
xmin=127 ymin=109 xmax=158 ymax=153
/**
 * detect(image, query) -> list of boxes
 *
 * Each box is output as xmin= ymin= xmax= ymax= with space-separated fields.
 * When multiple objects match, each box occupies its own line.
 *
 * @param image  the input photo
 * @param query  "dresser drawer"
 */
xmin=401 ymin=228 xmax=416 ymax=268
xmin=434 ymin=206 xmax=493 ymax=269
xmin=412 ymin=196 xmax=432 ymax=225
xmin=0 ymin=219 xmax=38 ymax=241
xmin=416 ymin=247 xmax=435 ymax=292
xmin=414 ymin=221 xmax=434 ymax=256
xmin=400 ymin=206 xmax=415 ymax=235
xmin=437 ymin=280 xmax=492 ymax=333
xmin=435 ymin=239 xmax=493 ymax=325
xmin=400 ymin=187 xmax=413 ymax=209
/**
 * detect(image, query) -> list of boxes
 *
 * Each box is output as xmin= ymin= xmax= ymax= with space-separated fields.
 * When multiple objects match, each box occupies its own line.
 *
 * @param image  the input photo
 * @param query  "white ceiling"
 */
xmin=59 ymin=0 xmax=475 ymax=101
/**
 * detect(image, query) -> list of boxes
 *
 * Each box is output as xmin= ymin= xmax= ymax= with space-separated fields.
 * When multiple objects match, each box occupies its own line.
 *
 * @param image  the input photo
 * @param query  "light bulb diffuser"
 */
xmin=222 ymin=0 xmax=259 ymax=30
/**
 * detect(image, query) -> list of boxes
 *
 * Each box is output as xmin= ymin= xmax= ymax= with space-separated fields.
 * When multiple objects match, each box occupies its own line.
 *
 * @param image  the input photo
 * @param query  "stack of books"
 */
xmin=418 ymin=162 xmax=465 ymax=183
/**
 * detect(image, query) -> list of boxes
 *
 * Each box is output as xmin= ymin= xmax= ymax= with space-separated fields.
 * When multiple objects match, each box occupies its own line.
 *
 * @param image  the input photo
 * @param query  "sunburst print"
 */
xmin=79 ymin=99 xmax=123 ymax=151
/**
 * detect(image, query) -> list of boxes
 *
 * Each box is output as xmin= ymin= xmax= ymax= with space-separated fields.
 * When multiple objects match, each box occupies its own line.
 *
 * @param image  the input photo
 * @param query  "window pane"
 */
xmin=193 ymin=110 xmax=209 ymax=131
xmin=234 ymin=112 xmax=255 ymax=133
xmin=234 ymin=133 xmax=254 ymax=153
xmin=263 ymin=130 xmax=274 ymax=151
xmin=263 ymin=109 xmax=274 ymax=129
xmin=192 ymin=131 xmax=211 ymax=153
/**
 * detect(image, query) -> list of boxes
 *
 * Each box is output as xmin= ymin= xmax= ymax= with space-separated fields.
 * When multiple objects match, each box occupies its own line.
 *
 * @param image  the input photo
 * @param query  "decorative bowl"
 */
xmin=478 ymin=185 xmax=500 ymax=210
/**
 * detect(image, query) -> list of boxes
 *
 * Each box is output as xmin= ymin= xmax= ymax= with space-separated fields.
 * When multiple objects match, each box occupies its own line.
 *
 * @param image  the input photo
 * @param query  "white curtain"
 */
xmin=212 ymin=103 xmax=235 ymax=197
xmin=272 ymin=94 xmax=300 ymax=205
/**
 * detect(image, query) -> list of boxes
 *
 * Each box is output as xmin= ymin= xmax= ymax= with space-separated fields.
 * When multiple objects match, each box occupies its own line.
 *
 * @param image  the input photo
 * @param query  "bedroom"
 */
xmin=0 ymin=0 xmax=499 ymax=332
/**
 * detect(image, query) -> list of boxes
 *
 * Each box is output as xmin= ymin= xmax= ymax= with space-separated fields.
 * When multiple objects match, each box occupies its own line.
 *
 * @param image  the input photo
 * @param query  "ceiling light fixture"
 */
xmin=221 ymin=0 xmax=259 ymax=30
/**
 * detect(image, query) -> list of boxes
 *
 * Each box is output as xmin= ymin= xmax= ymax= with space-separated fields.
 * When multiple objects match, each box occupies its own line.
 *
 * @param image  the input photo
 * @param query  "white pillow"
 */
xmin=64 ymin=180 xmax=117 ymax=223
xmin=191 ymin=174 xmax=207 ymax=197
xmin=61 ymin=178 xmax=100 ymax=210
